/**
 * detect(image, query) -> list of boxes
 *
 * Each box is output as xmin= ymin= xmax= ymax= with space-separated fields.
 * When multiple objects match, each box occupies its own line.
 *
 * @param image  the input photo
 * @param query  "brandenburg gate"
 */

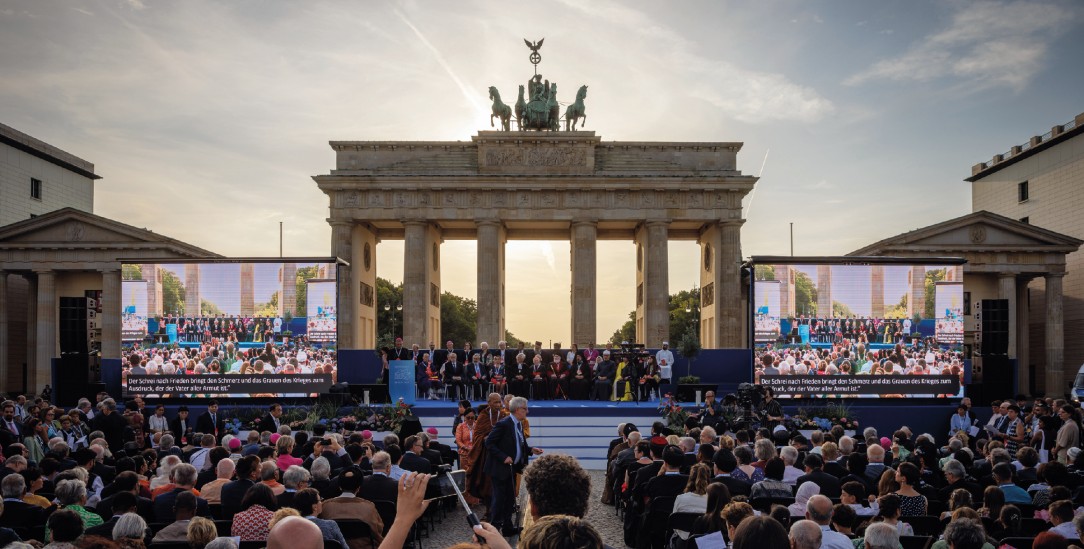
xmin=313 ymin=131 xmax=758 ymax=349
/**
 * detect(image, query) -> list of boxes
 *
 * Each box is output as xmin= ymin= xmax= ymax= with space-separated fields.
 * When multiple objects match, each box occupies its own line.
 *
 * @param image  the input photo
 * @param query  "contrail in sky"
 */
xmin=393 ymin=8 xmax=485 ymax=116
xmin=744 ymin=148 xmax=770 ymax=218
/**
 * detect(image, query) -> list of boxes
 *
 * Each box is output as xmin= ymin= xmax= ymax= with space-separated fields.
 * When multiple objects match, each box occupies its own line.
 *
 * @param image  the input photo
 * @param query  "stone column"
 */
xmin=26 ymin=275 xmax=37 ymax=391
xmin=816 ymin=265 xmax=833 ymax=318
xmin=101 ymin=269 xmax=122 ymax=361
xmin=330 ymin=220 xmax=355 ymax=349
xmin=279 ymin=263 xmax=297 ymax=318
xmin=774 ymin=265 xmax=794 ymax=318
xmin=570 ymin=221 xmax=597 ymax=346
xmin=33 ymin=270 xmax=56 ymax=393
xmin=870 ymin=265 xmax=885 ymax=318
xmin=908 ymin=266 xmax=926 ymax=318
xmin=352 ymin=224 xmax=378 ymax=349
xmin=718 ymin=221 xmax=743 ymax=347
xmin=0 ymin=271 xmax=7 ymax=388
xmin=184 ymin=264 xmax=201 ymax=316
xmin=403 ymin=221 xmax=442 ymax=347
xmin=476 ymin=220 xmax=506 ymax=346
xmin=1045 ymin=273 xmax=1065 ymax=397
xmin=635 ymin=221 xmax=670 ymax=346
xmin=239 ymin=263 xmax=255 ymax=316
xmin=998 ymin=274 xmax=1017 ymax=358
xmin=143 ymin=264 xmax=163 ymax=316
xmin=1016 ymin=279 xmax=1030 ymax=395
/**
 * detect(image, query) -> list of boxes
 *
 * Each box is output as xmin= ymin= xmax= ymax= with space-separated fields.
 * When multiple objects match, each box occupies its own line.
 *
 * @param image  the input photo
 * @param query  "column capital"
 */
xmin=100 ymin=268 xmax=120 ymax=274
xmin=476 ymin=219 xmax=503 ymax=228
xmin=328 ymin=218 xmax=353 ymax=227
xmin=571 ymin=219 xmax=598 ymax=227
xmin=401 ymin=219 xmax=430 ymax=228
xmin=32 ymin=268 xmax=54 ymax=276
xmin=719 ymin=219 xmax=746 ymax=228
xmin=644 ymin=219 xmax=672 ymax=228
xmin=1045 ymin=272 xmax=1066 ymax=279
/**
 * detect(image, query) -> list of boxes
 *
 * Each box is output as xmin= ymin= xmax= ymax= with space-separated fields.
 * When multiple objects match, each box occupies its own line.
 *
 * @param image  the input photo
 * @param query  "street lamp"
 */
xmin=384 ymin=302 xmax=403 ymax=338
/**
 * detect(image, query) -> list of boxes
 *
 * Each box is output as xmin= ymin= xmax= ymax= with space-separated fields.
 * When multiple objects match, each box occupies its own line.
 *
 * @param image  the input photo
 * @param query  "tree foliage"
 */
xmin=924 ymin=268 xmax=946 ymax=319
xmin=294 ymin=265 xmax=319 ymax=318
xmin=254 ymin=291 xmax=279 ymax=317
xmin=161 ymin=269 xmax=185 ymax=315
xmin=608 ymin=286 xmax=702 ymax=346
xmin=795 ymin=271 xmax=817 ymax=316
xmin=122 ymin=264 xmax=142 ymax=280
xmin=201 ymin=298 xmax=224 ymax=316
xmin=440 ymin=292 xmax=477 ymax=347
xmin=832 ymin=301 xmax=856 ymax=318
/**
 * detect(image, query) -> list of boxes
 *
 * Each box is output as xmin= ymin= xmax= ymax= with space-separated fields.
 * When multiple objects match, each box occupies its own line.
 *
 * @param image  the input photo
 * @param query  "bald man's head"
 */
xmin=267 ymin=516 xmax=322 ymax=549
xmin=806 ymin=495 xmax=834 ymax=525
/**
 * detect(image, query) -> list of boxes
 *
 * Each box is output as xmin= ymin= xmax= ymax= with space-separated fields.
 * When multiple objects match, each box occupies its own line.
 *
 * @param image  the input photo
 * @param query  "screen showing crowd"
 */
xmin=752 ymin=262 xmax=965 ymax=399
xmin=120 ymin=261 xmax=338 ymax=397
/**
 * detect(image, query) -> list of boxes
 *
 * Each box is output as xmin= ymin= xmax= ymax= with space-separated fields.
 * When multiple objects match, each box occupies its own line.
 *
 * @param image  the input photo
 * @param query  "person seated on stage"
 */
xmin=417 ymin=352 xmax=443 ymax=400
xmin=619 ymin=355 xmax=641 ymax=403
xmin=569 ymin=354 xmax=592 ymax=400
xmin=442 ymin=351 xmax=467 ymax=401
xmin=508 ymin=353 xmax=530 ymax=398
xmin=550 ymin=354 xmax=570 ymax=400
xmin=528 ymin=355 xmax=552 ymax=401
xmin=467 ymin=353 xmax=487 ymax=399
xmin=592 ymin=351 xmax=616 ymax=401
xmin=488 ymin=355 xmax=508 ymax=395
xmin=639 ymin=355 xmax=660 ymax=401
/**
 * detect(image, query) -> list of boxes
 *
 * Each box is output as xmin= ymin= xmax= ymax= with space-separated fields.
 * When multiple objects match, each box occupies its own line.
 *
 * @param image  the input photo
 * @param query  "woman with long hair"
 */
xmin=690 ymin=483 xmax=734 ymax=537
xmin=893 ymin=462 xmax=928 ymax=516
xmin=673 ymin=463 xmax=713 ymax=541
xmin=979 ymin=484 xmax=1005 ymax=519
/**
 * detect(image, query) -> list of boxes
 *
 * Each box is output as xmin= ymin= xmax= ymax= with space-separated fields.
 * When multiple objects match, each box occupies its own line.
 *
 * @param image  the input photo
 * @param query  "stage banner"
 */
xmin=798 ymin=325 xmax=810 ymax=345
xmin=935 ymin=282 xmax=964 ymax=344
xmin=753 ymin=280 xmax=781 ymax=343
xmin=390 ymin=359 xmax=416 ymax=405
xmin=125 ymin=374 xmax=333 ymax=396
xmin=759 ymin=374 xmax=961 ymax=396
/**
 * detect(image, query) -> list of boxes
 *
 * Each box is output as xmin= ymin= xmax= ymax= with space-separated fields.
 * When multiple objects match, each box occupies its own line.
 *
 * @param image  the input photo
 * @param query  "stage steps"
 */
xmin=413 ymin=403 xmax=660 ymax=471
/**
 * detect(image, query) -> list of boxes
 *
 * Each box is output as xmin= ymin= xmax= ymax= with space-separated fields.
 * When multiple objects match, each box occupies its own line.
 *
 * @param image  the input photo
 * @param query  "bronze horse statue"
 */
xmin=515 ymin=85 xmax=527 ymax=131
xmin=489 ymin=86 xmax=512 ymax=131
xmin=565 ymin=85 xmax=587 ymax=131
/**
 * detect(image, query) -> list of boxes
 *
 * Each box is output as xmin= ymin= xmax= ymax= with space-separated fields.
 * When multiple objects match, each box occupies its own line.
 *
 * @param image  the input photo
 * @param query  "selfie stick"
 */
xmin=446 ymin=471 xmax=482 ymax=536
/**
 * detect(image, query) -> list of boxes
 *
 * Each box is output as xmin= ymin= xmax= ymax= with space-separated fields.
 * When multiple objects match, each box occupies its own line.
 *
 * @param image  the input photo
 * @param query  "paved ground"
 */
xmin=420 ymin=469 xmax=624 ymax=548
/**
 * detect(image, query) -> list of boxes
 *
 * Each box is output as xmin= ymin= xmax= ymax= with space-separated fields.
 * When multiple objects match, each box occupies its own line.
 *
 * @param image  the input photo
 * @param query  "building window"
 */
xmin=30 ymin=178 xmax=43 ymax=200
xmin=1020 ymin=216 xmax=1029 ymax=224
xmin=1018 ymin=180 xmax=1029 ymax=203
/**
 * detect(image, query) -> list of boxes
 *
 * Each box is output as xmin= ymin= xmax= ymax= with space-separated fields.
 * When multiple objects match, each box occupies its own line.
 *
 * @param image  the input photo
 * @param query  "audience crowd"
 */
xmin=3 ymin=386 xmax=1084 ymax=549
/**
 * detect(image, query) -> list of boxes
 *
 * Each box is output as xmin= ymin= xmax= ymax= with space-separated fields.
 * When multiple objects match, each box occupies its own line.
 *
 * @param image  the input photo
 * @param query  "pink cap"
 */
xmin=880 ymin=437 xmax=892 ymax=448
xmin=269 ymin=433 xmax=281 ymax=444
xmin=426 ymin=427 xmax=438 ymax=435
xmin=361 ymin=430 xmax=372 ymax=439
xmin=228 ymin=438 xmax=242 ymax=450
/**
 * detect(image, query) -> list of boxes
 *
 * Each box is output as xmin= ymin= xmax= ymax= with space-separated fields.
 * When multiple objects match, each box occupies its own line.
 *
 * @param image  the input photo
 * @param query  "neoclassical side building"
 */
xmin=313 ymin=131 xmax=758 ymax=349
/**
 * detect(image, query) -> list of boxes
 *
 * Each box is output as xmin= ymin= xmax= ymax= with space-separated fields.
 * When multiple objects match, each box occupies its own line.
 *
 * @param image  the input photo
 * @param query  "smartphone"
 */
xmin=436 ymin=469 xmax=467 ymax=498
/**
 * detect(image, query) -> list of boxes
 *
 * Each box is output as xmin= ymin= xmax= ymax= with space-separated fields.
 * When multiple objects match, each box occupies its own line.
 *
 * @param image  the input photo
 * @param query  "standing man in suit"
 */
xmin=0 ymin=402 xmax=21 ymax=448
xmin=484 ymin=396 xmax=543 ymax=536
xmin=257 ymin=404 xmax=283 ymax=435
xmin=195 ymin=401 xmax=224 ymax=441
xmin=387 ymin=338 xmax=410 ymax=361
xmin=794 ymin=453 xmax=841 ymax=498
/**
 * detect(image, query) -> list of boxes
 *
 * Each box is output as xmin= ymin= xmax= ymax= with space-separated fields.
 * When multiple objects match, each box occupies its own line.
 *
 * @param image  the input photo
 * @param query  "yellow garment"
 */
xmin=613 ymin=361 xmax=633 ymax=401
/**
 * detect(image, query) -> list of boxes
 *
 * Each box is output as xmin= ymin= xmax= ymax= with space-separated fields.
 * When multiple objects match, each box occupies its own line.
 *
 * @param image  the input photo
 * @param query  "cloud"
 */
xmin=71 ymin=7 xmax=93 ymax=16
xmin=845 ymin=1 xmax=1073 ymax=91
xmin=555 ymin=0 xmax=834 ymax=124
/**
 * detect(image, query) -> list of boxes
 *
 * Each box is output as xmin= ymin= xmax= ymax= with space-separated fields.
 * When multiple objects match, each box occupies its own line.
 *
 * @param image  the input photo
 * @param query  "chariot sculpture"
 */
xmin=485 ymin=39 xmax=587 ymax=132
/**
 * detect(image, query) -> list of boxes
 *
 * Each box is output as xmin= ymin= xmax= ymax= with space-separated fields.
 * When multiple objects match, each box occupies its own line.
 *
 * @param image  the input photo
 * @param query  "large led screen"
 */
xmin=752 ymin=261 xmax=964 ymax=399
xmin=120 ymin=260 xmax=337 ymax=398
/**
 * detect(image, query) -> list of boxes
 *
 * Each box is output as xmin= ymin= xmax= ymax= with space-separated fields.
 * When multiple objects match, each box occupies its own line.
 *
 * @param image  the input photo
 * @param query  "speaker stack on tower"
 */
xmin=975 ymin=299 xmax=1012 ymax=403
xmin=58 ymin=297 xmax=91 ymax=405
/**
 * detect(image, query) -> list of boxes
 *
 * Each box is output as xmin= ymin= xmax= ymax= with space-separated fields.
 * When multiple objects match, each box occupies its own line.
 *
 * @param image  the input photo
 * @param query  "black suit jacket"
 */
xmin=84 ymin=515 xmax=122 ymax=539
xmin=824 ymin=461 xmax=848 ymax=479
xmin=631 ymin=461 xmax=664 ymax=501
xmin=153 ymin=488 xmax=209 ymax=523
xmin=195 ymin=412 xmax=224 ymax=438
xmin=277 ymin=490 xmax=297 ymax=510
xmin=0 ymin=499 xmax=45 ymax=528
xmin=400 ymin=452 xmax=432 ymax=474
xmin=361 ymin=473 xmax=399 ymax=503
xmin=94 ymin=493 xmax=154 ymax=523
xmin=388 ymin=347 xmax=411 ymax=361
xmin=0 ymin=420 xmax=21 ymax=447
xmin=644 ymin=473 xmax=689 ymax=502
xmin=220 ymin=478 xmax=255 ymax=518
xmin=484 ymin=416 xmax=534 ymax=480
xmin=256 ymin=413 xmax=281 ymax=435
xmin=795 ymin=470 xmax=842 ymax=498
xmin=711 ymin=474 xmax=752 ymax=497
xmin=421 ymin=448 xmax=443 ymax=469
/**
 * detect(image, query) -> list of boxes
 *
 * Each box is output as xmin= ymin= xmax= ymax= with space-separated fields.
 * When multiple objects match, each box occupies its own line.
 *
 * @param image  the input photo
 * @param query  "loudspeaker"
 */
xmin=981 ymin=354 xmax=1014 ymax=401
xmin=980 ymin=299 xmax=1009 ymax=356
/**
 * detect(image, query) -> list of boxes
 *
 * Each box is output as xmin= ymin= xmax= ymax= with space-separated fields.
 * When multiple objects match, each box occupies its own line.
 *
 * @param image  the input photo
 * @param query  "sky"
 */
xmin=2 ymin=0 xmax=1082 ymax=345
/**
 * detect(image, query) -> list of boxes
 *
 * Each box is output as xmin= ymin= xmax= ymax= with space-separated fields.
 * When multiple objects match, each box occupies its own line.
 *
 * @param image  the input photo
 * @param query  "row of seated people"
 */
xmin=411 ymin=349 xmax=664 ymax=402
xmin=603 ymin=418 xmax=1084 ymax=549
xmin=0 ymin=424 xmax=468 ymax=549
